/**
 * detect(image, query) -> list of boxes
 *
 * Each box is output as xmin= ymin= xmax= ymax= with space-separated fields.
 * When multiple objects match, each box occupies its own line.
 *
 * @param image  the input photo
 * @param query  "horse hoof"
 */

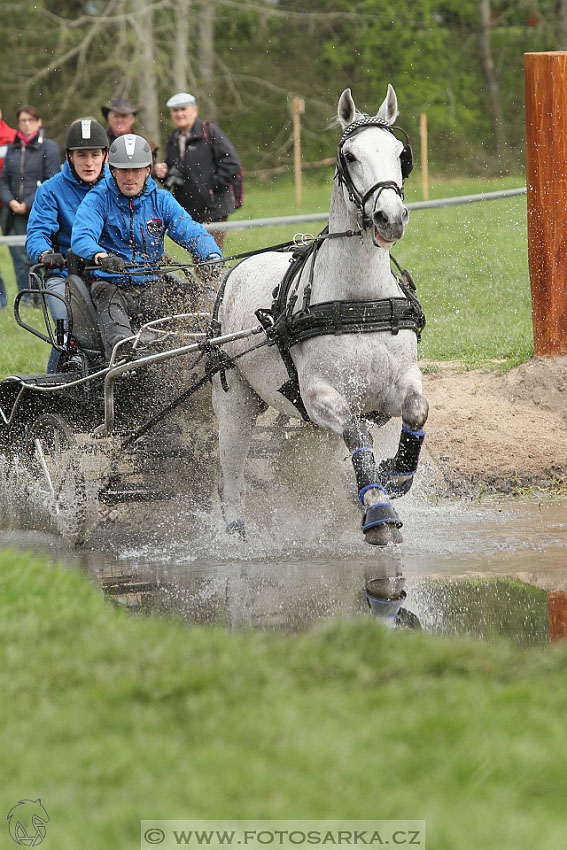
xmin=225 ymin=519 xmax=246 ymax=541
xmin=364 ymin=523 xmax=403 ymax=546
xmin=362 ymin=502 xmax=403 ymax=545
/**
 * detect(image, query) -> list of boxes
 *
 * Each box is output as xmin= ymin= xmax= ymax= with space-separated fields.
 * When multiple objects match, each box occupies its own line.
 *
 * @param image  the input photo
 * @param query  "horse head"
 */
xmin=336 ymin=85 xmax=411 ymax=248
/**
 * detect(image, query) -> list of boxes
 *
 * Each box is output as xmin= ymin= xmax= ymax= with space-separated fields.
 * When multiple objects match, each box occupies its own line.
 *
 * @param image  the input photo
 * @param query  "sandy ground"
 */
xmin=421 ymin=356 xmax=567 ymax=496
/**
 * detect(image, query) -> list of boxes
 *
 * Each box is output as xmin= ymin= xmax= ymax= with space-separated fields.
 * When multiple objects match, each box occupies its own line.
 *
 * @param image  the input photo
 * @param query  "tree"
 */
xmin=479 ymin=0 xmax=507 ymax=154
xmin=130 ymin=0 xmax=160 ymax=144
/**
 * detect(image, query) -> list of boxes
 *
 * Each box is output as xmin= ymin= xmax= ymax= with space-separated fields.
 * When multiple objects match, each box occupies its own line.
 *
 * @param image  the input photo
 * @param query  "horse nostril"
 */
xmin=373 ymin=211 xmax=389 ymax=229
xmin=402 ymin=207 xmax=409 ymax=224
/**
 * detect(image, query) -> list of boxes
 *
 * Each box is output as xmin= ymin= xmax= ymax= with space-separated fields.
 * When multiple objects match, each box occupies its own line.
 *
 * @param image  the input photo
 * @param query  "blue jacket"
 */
xmin=0 ymin=129 xmax=60 ymax=211
xmin=71 ymin=171 xmax=221 ymax=286
xmin=26 ymin=161 xmax=110 ymax=276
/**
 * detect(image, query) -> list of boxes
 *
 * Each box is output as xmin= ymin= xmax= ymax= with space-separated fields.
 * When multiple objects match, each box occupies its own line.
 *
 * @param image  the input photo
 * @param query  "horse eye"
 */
xmin=344 ymin=151 xmax=357 ymax=164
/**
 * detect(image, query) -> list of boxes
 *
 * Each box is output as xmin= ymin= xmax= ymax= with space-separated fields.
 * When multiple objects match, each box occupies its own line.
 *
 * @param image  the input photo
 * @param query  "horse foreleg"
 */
xmin=379 ymin=388 xmax=429 ymax=498
xmin=303 ymin=379 xmax=402 ymax=546
xmin=343 ymin=418 xmax=403 ymax=545
xmin=212 ymin=370 xmax=264 ymax=539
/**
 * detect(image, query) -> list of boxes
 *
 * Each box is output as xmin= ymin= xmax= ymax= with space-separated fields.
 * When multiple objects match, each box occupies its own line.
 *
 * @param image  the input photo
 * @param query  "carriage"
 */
xmin=0 ymin=257 xmax=230 ymax=543
xmin=0 ymin=85 xmax=428 ymax=549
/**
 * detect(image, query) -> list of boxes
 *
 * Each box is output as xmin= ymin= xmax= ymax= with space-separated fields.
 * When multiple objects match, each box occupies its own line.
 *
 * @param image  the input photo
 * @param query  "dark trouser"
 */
xmin=209 ymin=227 xmax=226 ymax=251
xmin=91 ymin=277 xmax=193 ymax=360
xmin=7 ymin=213 xmax=34 ymax=298
xmin=195 ymin=213 xmax=227 ymax=251
xmin=0 ymin=270 xmax=6 ymax=309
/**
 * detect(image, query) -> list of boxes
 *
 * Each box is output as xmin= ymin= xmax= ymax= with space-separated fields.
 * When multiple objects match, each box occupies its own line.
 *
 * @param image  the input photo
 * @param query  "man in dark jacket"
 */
xmin=101 ymin=96 xmax=159 ymax=172
xmin=154 ymin=92 xmax=241 ymax=249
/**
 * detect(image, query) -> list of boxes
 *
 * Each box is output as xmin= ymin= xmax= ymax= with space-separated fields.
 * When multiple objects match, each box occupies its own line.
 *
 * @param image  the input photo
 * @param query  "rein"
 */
xmin=199 ymin=227 xmax=364 ymax=267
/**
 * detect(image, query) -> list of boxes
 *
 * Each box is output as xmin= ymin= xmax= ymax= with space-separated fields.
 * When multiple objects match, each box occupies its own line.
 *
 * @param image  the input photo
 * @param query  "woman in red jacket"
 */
xmin=0 ymin=105 xmax=60 ymax=305
xmin=0 ymin=107 xmax=16 ymax=309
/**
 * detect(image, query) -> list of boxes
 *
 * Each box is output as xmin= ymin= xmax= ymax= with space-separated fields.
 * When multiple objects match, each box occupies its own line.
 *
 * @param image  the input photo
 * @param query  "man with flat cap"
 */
xmin=101 ymin=95 xmax=159 ymax=168
xmin=155 ymin=92 xmax=242 ymax=249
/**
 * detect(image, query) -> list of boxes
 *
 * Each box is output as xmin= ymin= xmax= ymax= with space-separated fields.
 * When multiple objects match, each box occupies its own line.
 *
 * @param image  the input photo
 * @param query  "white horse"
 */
xmin=212 ymin=85 xmax=429 ymax=545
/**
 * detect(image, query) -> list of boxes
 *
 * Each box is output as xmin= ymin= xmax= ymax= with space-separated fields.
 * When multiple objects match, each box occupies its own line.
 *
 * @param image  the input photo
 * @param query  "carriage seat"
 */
xmin=65 ymin=274 xmax=105 ymax=361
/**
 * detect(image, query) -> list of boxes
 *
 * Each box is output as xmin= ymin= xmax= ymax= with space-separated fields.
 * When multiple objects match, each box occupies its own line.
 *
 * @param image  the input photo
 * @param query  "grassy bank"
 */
xmin=1 ymin=548 xmax=566 ymax=850
xmin=0 ymin=174 xmax=530 ymax=376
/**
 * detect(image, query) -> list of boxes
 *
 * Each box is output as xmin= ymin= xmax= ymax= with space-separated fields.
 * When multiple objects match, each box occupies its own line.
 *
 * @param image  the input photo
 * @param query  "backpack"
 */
xmin=202 ymin=120 xmax=244 ymax=210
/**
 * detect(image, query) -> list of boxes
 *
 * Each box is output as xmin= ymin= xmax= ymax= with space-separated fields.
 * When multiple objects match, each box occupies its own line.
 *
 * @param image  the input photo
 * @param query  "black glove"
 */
xmin=39 ymin=252 xmax=65 ymax=269
xmin=97 ymin=254 xmax=126 ymax=273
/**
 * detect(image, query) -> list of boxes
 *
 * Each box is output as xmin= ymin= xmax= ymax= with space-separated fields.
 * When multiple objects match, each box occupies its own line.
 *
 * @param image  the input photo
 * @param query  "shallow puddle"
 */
xmin=1 ymin=495 xmax=566 ymax=644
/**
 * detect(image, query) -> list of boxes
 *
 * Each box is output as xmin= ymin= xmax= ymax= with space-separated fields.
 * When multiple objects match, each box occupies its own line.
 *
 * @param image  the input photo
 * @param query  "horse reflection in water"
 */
xmin=213 ymin=84 xmax=428 ymax=546
xmin=86 ymin=549 xmax=420 ymax=633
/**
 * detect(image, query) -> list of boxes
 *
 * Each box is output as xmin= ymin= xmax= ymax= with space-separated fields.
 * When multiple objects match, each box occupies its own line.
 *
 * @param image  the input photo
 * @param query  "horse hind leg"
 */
xmin=379 ymin=388 xmax=429 ymax=497
xmin=343 ymin=418 xmax=403 ymax=546
xmin=212 ymin=369 xmax=265 ymax=540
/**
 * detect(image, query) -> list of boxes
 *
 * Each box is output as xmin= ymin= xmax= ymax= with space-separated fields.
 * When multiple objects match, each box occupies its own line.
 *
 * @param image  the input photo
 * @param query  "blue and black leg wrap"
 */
xmin=378 ymin=424 xmax=425 ymax=498
xmin=344 ymin=420 xmax=385 ymax=504
xmin=362 ymin=501 xmax=402 ymax=532
xmin=225 ymin=519 xmax=246 ymax=540
xmin=344 ymin=419 xmax=401 ymax=531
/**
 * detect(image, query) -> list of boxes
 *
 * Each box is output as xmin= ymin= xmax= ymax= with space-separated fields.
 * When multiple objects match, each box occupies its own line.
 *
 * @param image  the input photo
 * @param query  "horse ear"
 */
xmin=377 ymin=84 xmax=399 ymax=125
xmin=338 ymin=88 xmax=357 ymax=129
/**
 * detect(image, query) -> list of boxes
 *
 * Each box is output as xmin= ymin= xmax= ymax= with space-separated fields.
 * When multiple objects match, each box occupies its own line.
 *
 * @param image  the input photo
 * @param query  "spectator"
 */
xmin=0 ymin=105 xmax=60 ymax=305
xmin=154 ymin=92 xmax=241 ymax=250
xmin=26 ymin=118 xmax=109 ymax=372
xmin=71 ymin=134 xmax=222 ymax=361
xmin=101 ymin=96 xmax=159 ymax=170
xmin=0 ymin=107 xmax=17 ymax=310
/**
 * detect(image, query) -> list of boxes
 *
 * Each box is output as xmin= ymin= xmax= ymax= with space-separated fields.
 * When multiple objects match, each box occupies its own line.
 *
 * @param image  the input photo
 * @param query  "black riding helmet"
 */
xmin=65 ymin=118 xmax=108 ymax=186
xmin=66 ymin=118 xmax=108 ymax=151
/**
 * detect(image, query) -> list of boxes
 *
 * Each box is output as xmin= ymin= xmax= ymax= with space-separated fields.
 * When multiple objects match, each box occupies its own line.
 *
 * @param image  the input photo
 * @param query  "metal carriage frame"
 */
xmin=0 ymin=260 xmax=258 ymax=543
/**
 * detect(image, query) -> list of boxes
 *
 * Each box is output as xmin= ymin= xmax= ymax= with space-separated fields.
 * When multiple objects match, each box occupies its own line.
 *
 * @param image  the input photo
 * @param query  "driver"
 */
xmin=26 ymin=118 xmax=109 ymax=372
xmin=71 ymin=133 xmax=222 ymax=361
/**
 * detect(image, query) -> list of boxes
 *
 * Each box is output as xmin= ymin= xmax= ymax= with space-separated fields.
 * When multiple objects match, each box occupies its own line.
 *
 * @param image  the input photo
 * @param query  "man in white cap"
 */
xmin=155 ymin=92 xmax=242 ymax=250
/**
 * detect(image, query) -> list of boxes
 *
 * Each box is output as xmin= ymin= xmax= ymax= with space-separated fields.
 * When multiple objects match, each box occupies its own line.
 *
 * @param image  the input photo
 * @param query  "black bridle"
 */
xmin=335 ymin=116 xmax=414 ymax=230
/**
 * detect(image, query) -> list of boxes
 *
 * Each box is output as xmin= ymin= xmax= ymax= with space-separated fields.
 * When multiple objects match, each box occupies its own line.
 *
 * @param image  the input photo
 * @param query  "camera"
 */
xmin=163 ymin=165 xmax=185 ymax=190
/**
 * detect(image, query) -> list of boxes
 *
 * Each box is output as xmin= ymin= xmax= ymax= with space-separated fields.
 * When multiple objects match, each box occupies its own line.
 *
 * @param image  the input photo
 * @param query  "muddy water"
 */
xmin=1 ymin=494 xmax=566 ymax=645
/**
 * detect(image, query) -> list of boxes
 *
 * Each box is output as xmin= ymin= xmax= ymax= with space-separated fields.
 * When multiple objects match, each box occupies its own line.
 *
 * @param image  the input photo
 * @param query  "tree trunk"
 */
xmin=478 ymin=0 xmax=507 ymax=154
xmin=173 ymin=0 xmax=192 ymax=91
xmin=558 ymin=0 xmax=567 ymax=48
xmin=198 ymin=0 xmax=216 ymax=119
xmin=130 ymin=0 xmax=160 ymax=149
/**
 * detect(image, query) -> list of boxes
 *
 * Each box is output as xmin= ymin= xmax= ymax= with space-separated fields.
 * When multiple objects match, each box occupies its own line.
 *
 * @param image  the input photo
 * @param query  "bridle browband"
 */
xmin=335 ymin=116 xmax=413 ymax=230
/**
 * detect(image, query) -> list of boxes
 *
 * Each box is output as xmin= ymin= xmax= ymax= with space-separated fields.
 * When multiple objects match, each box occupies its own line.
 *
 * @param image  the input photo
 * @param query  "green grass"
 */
xmin=1 ymin=548 xmax=567 ymax=850
xmin=0 ymin=174 xmax=531 ymax=377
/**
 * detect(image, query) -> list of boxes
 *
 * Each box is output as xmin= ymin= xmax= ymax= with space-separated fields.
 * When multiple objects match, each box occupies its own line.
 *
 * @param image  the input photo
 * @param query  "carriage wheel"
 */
xmin=24 ymin=413 xmax=88 ymax=545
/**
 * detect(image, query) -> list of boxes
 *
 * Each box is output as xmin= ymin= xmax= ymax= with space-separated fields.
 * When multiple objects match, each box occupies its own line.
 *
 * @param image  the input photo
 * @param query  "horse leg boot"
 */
xmin=379 ymin=389 xmax=429 ymax=497
xmin=343 ymin=418 xmax=403 ymax=546
xmin=302 ymin=378 xmax=402 ymax=546
xmin=212 ymin=369 xmax=265 ymax=540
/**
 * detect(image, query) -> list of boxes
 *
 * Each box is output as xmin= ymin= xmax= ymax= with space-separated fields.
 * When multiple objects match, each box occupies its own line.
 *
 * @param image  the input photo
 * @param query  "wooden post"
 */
xmin=292 ymin=96 xmax=305 ymax=206
xmin=419 ymin=113 xmax=428 ymax=201
xmin=547 ymin=591 xmax=567 ymax=641
xmin=524 ymin=51 xmax=567 ymax=356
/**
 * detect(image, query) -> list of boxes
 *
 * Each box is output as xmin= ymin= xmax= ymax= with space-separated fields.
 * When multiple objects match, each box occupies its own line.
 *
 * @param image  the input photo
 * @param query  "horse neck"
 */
xmin=309 ymin=182 xmax=398 ymax=303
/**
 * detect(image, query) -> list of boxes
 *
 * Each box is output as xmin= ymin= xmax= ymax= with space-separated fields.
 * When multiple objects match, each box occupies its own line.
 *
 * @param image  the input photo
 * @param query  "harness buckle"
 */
xmin=293 ymin=232 xmax=315 ymax=246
